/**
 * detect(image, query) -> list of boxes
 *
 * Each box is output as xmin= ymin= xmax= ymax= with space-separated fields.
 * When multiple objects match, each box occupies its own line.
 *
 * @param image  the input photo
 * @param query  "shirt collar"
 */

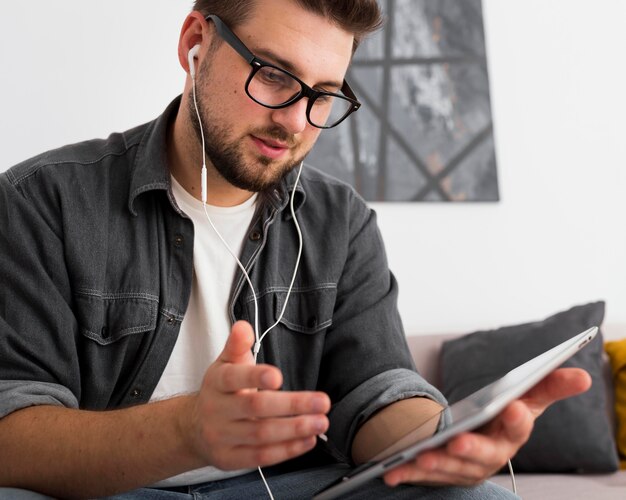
xmin=262 ymin=167 xmax=307 ymax=219
xmin=127 ymin=96 xmax=180 ymax=216
xmin=126 ymin=95 xmax=307 ymax=217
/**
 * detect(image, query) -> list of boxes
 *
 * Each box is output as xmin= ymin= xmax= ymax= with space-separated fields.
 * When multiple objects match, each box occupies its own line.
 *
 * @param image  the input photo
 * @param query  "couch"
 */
xmin=405 ymin=302 xmax=626 ymax=499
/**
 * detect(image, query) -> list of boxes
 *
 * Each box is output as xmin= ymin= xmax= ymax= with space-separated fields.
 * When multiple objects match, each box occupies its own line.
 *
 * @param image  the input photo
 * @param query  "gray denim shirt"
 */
xmin=0 ymin=97 xmax=446 ymax=460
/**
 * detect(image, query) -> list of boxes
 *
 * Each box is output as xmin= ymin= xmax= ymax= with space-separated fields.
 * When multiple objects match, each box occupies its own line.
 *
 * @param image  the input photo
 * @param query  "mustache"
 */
xmin=250 ymin=126 xmax=296 ymax=147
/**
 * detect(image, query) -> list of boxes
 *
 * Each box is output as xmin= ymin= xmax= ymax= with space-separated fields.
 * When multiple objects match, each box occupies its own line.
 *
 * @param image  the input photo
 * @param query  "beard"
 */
xmin=188 ymin=61 xmax=308 ymax=193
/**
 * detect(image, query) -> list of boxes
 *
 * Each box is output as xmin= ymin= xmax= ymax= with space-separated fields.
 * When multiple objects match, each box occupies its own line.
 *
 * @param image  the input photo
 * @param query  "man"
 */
xmin=0 ymin=0 xmax=590 ymax=498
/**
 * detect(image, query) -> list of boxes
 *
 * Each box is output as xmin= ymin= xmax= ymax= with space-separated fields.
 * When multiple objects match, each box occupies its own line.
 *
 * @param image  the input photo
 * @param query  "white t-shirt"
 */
xmin=150 ymin=176 xmax=257 ymax=487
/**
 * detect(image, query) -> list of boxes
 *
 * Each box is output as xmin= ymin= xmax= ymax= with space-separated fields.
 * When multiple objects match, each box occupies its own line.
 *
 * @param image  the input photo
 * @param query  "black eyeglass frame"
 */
xmin=205 ymin=14 xmax=361 ymax=129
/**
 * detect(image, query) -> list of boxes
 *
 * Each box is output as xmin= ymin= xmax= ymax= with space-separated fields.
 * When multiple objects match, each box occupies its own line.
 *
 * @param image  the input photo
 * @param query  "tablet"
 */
xmin=313 ymin=326 xmax=598 ymax=500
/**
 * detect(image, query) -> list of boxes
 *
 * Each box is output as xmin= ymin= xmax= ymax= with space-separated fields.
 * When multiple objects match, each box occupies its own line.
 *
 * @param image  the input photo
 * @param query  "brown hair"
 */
xmin=192 ymin=0 xmax=383 ymax=52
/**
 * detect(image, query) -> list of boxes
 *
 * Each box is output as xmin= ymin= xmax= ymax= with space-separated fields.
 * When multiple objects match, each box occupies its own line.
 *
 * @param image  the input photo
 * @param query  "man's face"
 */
xmin=190 ymin=0 xmax=355 ymax=193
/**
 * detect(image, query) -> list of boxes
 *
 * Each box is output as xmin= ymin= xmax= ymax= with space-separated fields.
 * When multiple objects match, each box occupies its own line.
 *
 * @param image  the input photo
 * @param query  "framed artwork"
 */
xmin=307 ymin=0 xmax=499 ymax=202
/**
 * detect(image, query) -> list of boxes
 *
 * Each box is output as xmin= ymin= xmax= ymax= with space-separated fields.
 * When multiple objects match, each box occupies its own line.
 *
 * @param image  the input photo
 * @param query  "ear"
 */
xmin=177 ymin=11 xmax=210 ymax=75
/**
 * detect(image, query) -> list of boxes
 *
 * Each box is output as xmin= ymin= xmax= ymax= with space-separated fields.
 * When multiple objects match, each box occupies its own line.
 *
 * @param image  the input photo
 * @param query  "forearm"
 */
xmin=351 ymin=397 xmax=444 ymax=464
xmin=0 ymin=397 xmax=201 ymax=499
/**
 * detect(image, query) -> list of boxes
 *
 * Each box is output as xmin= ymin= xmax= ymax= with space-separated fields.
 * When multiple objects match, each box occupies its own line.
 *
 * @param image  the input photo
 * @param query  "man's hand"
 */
xmin=383 ymin=367 xmax=591 ymax=487
xmin=184 ymin=320 xmax=331 ymax=470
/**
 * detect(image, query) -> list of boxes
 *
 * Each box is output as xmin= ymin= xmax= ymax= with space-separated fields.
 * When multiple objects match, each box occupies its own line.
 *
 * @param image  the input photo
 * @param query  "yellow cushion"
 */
xmin=605 ymin=338 xmax=626 ymax=469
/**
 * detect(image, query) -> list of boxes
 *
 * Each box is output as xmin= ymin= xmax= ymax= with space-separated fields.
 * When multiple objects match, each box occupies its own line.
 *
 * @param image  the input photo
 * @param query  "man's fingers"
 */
xmin=496 ymin=400 xmax=534 ymax=445
xmin=218 ymin=320 xmax=256 ymax=365
xmin=228 ymin=387 xmax=330 ymax=419
xmin=522 ymin=367 xmax=591 ymax=415
xmin=224 ymin=414 xmax=329 ymax=445
xmin=384 ymin=450 xmax=488 ymax=487
xmin=215 ymin=363 xmax=283 ymax=393
xmin=212 ymin=362 xmax=331 ymax=418
xmin=458 ymin=400 xmax=532 ymax=454
xmin=384 ymin=402 xmax=533 ymax=488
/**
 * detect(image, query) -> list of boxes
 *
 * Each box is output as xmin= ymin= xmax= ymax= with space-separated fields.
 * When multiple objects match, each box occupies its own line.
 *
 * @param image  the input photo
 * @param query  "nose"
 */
xmin=270 ymin=98 xmax=309 ymax=135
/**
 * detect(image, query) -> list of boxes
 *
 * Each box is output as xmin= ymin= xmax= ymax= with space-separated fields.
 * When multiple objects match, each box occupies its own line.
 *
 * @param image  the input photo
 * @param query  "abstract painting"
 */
xmin=306 ymin=0 xmax=499 ymax=202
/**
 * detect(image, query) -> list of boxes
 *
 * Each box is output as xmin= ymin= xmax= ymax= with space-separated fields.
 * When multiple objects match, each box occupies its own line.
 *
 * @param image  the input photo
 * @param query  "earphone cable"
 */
xmin=192 ymin=67 xmax=304 ymax=500
xmin=507 ymin=459 xmax=517 ymax=494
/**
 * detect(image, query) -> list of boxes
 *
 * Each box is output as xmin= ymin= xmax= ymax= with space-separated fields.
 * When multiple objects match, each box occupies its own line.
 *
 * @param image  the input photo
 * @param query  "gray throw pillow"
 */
xmin=440 ymin=301 xmax=619 ymax=473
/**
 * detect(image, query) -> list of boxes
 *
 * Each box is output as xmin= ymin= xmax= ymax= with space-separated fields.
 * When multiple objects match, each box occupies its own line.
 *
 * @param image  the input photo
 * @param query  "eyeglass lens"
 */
xmin=248 ymin=65 xmax=354 ymax=128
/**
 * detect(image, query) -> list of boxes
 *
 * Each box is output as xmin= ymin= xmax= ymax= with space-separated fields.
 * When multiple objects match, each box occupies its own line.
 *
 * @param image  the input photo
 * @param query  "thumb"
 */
xmin=523 ymin=368 xmax=592 ymax=415
xmin=218 ymin=320 xmax=256 ymax=365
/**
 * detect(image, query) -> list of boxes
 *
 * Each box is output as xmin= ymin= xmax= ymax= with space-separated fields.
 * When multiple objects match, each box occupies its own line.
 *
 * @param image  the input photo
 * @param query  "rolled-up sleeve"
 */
xmin=0 ymin=381 xmax=78 ymax=419
xmin=327 ymin=368 xmax=447 ymax=460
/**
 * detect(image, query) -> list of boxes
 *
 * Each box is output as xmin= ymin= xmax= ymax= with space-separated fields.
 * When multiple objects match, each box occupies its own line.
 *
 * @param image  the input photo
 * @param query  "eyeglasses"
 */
xmin=205 ymin=14 xmax=361 ymax=129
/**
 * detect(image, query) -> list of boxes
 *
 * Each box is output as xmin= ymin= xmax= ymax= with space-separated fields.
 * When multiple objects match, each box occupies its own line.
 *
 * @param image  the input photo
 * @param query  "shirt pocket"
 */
xmin=273 ymin=284 xmax=337 ymax=334
xmin=73 ymin=289 xmax=158 ymax=345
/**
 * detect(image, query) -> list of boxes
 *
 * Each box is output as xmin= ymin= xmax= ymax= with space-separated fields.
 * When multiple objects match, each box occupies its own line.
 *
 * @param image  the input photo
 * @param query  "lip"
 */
xmin=250 ymin=135 xmax=289 ymax=160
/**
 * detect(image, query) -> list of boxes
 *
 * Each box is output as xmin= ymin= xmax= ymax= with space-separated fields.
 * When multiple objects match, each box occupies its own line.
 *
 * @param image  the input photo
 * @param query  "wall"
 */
xmin=379 ymin=0 xmax=626 ymax=334
xmin=1 ymin=1 xmax=625 ymax=335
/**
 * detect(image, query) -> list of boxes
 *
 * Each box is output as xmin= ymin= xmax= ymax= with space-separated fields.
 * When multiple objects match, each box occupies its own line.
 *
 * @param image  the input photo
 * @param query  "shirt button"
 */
xmin=307 ymin=316 xmax=318 ymax=329
xmin=173 ymin=234 xmax=184 ymax=247
xmin=167 ymin=316 xmax=175 ymax=325
xmin=249 ymin=230 xmax=261 ymax=241
xmin=130 ymin=388 xmax=142 ymax=399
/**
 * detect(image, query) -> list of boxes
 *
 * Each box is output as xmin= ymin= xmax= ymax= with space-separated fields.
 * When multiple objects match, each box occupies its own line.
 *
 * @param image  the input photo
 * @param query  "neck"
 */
xmin=166 ymin=91 xmax=255 ymax=207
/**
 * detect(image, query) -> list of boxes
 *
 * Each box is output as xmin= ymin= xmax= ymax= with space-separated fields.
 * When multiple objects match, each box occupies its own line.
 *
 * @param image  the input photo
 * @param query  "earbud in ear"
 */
xmin=188 ymin=44 xmax=201 ymax=78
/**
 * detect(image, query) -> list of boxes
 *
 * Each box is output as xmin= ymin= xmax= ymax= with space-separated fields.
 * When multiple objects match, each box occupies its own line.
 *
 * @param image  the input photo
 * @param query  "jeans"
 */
xmin=0 ymin=465 xmax=518 ymax=499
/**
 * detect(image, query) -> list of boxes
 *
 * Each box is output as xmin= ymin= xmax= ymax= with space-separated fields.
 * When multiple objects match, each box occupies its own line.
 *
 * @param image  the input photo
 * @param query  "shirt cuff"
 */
xmin=0 ymin=380 xmax=78 ymax=418
xmin=326 ymin=368 xmax=448 ymax=461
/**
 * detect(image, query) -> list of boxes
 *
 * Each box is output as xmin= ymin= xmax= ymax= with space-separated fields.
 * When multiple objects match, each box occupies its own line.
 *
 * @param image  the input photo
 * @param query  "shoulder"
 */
xmin=3 ymin=124 xmax=146 ymax=190
xmin=0 ymin=122 xmax=152 ymax=239
xmin=289 ymin=163 xmax=376 ymax=240
xmin=298 ymin=163 xmax=357 ymax=192
xmin=298 ymin=163 xmax=368 ymax=211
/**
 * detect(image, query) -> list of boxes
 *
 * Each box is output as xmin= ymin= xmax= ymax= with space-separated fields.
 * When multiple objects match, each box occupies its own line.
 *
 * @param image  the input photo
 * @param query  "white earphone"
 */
xmin=188 ymin=44 xmax=201 ymax=79
xmin=188 ymin=44 xmax=208 ymax=202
